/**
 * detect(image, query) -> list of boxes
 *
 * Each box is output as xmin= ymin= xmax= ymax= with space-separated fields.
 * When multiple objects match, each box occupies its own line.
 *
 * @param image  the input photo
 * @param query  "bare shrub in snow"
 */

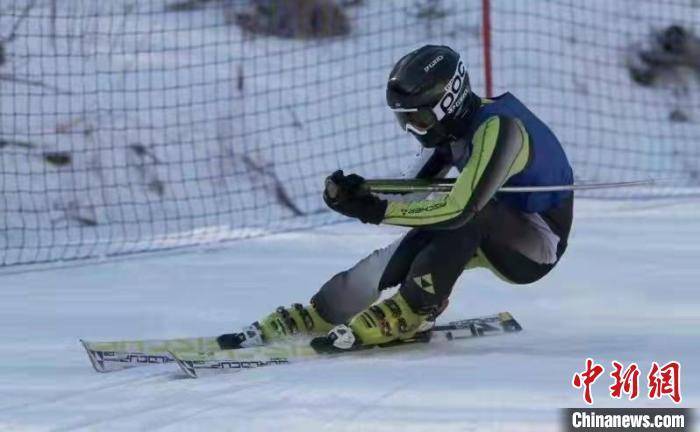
xmin=229 ymin=0 xmax=351 ymax=39
xmin=627 ymin=25 xmax=700 ymax=87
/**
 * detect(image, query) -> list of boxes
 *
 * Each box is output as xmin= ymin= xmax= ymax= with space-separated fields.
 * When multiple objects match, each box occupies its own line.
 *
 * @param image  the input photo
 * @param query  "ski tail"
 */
xmin=499 ymin=311 xmax=522 ymax=332
xmin=431 ymin=312 xmax=523 ymax=339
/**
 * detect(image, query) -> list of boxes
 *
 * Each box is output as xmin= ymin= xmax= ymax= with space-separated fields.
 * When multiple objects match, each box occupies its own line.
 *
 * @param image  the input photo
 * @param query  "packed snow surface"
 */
xmin=0 ymin=201 xmax=698 ymax=431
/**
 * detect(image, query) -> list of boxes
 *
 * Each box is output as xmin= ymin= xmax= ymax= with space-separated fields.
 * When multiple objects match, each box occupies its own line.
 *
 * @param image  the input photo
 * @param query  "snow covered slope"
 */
xmin=0 ymin=202 xmax=698 ymax=431
xmin=0 ymin=0 xmax=482 ymax=267
xmin=2 ymin=0 xmax=698 ymax=268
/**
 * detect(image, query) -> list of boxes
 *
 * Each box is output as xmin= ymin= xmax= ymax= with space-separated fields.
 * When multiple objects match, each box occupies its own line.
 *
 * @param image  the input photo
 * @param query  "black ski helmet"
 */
xmin=386 ymin=45 xmax=478 ymax=148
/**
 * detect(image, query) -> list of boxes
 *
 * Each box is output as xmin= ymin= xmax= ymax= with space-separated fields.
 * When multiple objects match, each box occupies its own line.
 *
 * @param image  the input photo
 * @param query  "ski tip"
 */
xmin=80 ymin=339 xmax=108 ymax=373
xmin=168 ymin=351 xmax=198 ymax=379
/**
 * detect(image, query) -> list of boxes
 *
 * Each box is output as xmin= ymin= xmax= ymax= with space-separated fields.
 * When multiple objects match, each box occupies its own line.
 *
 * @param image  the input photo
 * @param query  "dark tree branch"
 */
xmin=0 ymin=73 xmax=73 ymax=94
xmin=129 ymin=143 xmax=161 ymax=164
xmin=50 ymin=0 xmax=57 ymax=49
xmin=128 ymin=143 xmax=166 ymax=197
xmin=240 ymin=154 xmax=305 ymax=216
xmin=52 ymin=201 xmax=98 ymax=227
xmin=166 ymin=0 xmax=217 ymax=12
xmin=42 ymin=151 xmax=72 ymax=167
xmin=0 ymin=138 xmax=34 ymax=149
xmin=3 ymin=0 xmax=37 ymax=43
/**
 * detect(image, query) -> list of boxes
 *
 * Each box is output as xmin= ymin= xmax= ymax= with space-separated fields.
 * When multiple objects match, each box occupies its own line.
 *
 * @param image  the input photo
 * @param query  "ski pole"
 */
xmin=365 ymin=178 xmax=656 ymax=194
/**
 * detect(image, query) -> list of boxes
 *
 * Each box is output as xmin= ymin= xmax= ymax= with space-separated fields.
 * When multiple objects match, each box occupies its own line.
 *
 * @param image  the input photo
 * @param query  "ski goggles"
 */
xmin=391 ymin=107 xmax=438 ymax=136
xmin=390 ymin=59 xmax=469 ymax=136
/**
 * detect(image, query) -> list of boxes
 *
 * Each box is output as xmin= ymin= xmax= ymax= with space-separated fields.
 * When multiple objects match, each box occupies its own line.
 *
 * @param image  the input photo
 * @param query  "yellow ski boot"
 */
xmin=310 ymin=292 xmax=432 ymax=353
xmin=217 ymin=303 xmax=333 ymax=349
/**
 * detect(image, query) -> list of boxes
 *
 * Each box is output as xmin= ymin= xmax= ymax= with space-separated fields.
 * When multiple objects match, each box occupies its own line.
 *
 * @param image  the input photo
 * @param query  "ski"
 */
xmin=80 ymin=335 xmax=225 ymax=373
xmin=169 ymin=312 xmax=522 ymax=378
xmin=169 ymin=343 xmax=313 ymax=378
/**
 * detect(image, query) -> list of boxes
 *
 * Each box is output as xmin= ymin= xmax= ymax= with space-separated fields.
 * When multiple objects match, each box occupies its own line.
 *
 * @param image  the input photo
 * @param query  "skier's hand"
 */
xmin=323 ymin=170 xmax=387 ymax=224
xmin=323 ymin=170 xmax=368 ymax=204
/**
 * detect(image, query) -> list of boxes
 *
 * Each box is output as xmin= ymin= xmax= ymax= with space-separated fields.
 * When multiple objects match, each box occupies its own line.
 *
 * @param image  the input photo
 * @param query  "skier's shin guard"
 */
xmin=259 ymin=303 xmax=334 ymax=341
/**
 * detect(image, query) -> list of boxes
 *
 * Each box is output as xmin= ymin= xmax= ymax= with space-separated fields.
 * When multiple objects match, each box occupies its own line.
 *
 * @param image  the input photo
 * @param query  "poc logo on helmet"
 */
xmin=424 ymin=55 xmax=444 ymax=72
xmin=434 ymin=60 xmax=468 ymax=121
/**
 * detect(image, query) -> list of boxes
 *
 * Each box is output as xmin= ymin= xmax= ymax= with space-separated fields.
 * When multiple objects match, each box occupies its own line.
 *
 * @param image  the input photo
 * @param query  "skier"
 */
xmin=224 ymin=45 xmax=574 ymax=352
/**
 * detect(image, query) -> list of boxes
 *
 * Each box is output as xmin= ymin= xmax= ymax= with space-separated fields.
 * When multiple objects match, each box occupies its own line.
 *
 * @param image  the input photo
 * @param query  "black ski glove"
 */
xmin=323 ymin=170 xmax=387 ymax=224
